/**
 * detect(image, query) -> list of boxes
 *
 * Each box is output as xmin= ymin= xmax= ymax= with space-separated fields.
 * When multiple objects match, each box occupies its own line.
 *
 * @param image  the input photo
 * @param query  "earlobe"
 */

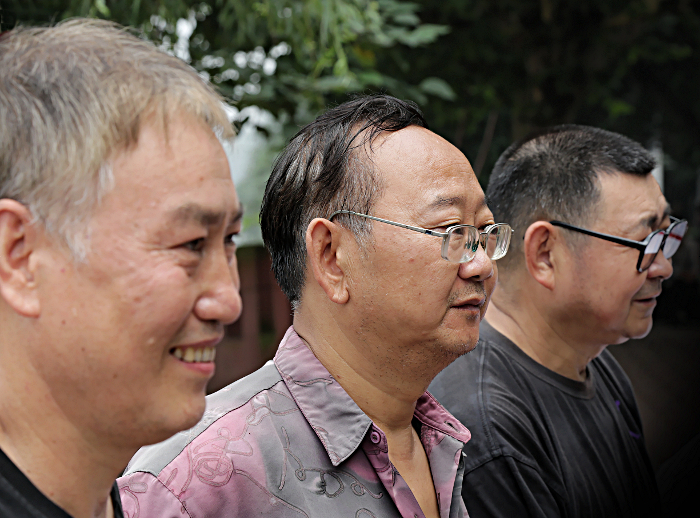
xmin=523 ymin=222 xmax=556 ymax=291
xmin=0 ymin=200 xmax=41 ymax=317
xmin=306 ymin=218 xmax=350 ymax=304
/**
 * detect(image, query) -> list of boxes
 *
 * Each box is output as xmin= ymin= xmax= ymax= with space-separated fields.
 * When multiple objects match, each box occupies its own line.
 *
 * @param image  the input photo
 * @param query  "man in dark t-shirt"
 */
xmin=430 ymin=125 xmax=688 ymax=517
xmin=0 ymin=20 xmax=242 ymax=518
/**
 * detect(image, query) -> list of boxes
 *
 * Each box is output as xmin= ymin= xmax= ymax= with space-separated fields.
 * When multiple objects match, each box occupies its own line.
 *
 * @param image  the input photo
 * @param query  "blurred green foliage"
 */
xmin=4 ymin=0 xmax=699 ymax=221
xmin=9 ymin=0 xmax=453 ymax=134
xmin=386 ymin=0 xmax=700 ymax=212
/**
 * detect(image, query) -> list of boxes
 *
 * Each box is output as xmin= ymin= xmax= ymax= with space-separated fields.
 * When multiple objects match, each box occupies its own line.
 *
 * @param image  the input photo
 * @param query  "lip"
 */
xmin=633 ymin=294 xmax=660 ymax=307
xmin=634 ymin=292 xmax=661 ymax=303
xmin=451 ymin=296 xmax=486 ymax=309
xmin=169 ymin=335 xmax=223 ymax=376
xmin=173 ymin=335 xmax=224 ymax=350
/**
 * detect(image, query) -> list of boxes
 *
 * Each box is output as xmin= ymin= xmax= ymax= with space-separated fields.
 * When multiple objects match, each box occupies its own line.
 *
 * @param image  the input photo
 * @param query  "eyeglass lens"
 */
xmin=444 ymin=224 xmax=511 ymax=263
xmin=485 ymin=226 xmax=512 ymax=260
xmin=640 ymin=219 xmax=688 ymax=271
xmin=663 ymin=219 xmax=688 ymax=258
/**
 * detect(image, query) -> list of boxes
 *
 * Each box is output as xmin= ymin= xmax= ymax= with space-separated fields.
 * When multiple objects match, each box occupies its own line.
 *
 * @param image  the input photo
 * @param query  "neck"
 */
xmin=0 ymin=349 xmax=125 ymax=518
xmin=293 ymin=310 xmax=428 ymax=436
xmin=486 ymin=284 xmax=606 ymax=381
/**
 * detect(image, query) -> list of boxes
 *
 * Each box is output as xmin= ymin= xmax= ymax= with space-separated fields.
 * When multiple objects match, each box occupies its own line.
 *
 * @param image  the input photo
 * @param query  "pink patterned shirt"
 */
xmin=118 ymin=327 xmax=471 ymax=518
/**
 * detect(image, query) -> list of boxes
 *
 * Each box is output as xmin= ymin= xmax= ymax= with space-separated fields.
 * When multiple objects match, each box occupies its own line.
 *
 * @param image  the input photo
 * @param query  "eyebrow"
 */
xmin=641 ymin=203 xmax=671 ymax=230
xmin=427 ymin=195 xmax=488 ymax=211
xmin=169 ymin=203 xmax=244 ymax=227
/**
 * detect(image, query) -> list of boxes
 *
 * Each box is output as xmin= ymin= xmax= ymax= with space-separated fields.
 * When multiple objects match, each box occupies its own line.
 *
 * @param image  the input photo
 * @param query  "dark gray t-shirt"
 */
xmin=0 ymin=448 xmax=124 ymax=518
xmin=429 ymin=320 xmax=660 ymax=518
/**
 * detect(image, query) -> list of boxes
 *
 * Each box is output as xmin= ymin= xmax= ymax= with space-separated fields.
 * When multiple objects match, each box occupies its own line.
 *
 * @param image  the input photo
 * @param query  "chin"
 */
xmin=437 ymin=337 xmax=478 ymax=363
xmin=149 ymin=397 xmax=208 ymax=445
xmin=619 ymin=318 xmax=654 ymax=343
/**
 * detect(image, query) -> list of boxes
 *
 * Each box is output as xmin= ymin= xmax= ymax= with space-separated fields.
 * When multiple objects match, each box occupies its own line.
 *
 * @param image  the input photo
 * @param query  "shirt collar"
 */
xmin=274 ymin=327 xmax=471 ymax=466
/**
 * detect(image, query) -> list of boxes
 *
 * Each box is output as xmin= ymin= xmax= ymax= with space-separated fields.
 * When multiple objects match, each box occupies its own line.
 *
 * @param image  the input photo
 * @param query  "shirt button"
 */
xmin=370 ymin=431 xmax=381 ymax=444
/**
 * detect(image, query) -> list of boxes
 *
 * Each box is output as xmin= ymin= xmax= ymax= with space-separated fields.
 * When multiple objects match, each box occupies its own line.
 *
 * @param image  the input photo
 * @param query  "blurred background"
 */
xmin=2 ymin=0 xmax=698 ymax=471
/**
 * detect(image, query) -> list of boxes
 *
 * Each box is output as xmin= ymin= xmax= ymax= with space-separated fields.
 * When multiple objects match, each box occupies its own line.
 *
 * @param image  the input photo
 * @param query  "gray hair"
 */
xmin=0 ymin=18 xmax=234 ymax=258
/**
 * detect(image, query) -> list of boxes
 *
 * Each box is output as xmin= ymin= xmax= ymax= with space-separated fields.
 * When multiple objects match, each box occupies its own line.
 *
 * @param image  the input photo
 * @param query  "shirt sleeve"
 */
xmin=118 ymin=471 xmax=190 ymax=518
xmin=461 ymin=456 xmax=566 ymax=518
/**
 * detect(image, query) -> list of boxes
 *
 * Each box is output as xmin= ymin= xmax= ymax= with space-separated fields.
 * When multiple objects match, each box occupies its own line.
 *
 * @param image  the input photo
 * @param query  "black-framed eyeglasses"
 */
xmin=550 ymin=216 xmax=688 ymax=272
xmin=328 ymin=210 xmax=513 ymax=263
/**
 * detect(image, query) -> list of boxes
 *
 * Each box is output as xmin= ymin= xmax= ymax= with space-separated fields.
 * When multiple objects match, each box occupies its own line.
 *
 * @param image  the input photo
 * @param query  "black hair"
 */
xmin=486 ymin=124 xmax=655 ymax=270
xmin=260 ymin=94 xmax=427 ymax=306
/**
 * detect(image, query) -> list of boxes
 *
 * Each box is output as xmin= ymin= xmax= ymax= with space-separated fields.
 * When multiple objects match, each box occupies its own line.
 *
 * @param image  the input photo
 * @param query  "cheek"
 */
xmin=95 ymin=265 xmax=197 ymax=358
xmin=126 ymin=267 xmax=194 ymax=321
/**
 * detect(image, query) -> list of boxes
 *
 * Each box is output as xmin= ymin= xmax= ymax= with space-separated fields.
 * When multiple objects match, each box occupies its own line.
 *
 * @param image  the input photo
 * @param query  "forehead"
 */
xmin=597 ymin=172 xmax=668 ymax=233
xmin=369 ymin=126 xmax=485 ymax=215
xmin=99 ymin=113 xmax=239 ymax=225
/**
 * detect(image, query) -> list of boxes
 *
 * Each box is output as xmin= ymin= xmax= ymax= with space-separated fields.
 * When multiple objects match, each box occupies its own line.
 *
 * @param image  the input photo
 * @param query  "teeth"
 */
xmin=172 ymin=346 xmax=216 ymax=363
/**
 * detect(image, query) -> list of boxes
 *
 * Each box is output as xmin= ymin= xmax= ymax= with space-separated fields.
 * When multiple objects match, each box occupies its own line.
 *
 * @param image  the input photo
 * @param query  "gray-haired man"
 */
xmin=0 ymin=20 xmax=243 ymax=518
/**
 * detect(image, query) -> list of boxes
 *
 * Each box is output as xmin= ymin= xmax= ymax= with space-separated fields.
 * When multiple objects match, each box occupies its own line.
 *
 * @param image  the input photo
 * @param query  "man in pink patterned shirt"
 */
xmin=118 ymin=95 xmax=512 ymax=517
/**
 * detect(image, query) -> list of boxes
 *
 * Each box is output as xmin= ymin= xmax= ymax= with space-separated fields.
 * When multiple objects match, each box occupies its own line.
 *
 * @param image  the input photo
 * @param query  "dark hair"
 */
xmin=260 ymin=94 xmax=427 ymax=306
xmin=486 ymin=124 xmax=655 ymax=270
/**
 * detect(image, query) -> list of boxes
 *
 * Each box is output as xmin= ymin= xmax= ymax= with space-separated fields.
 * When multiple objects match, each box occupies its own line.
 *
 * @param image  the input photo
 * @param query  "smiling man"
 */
xmin=429 ymin=125 xmax=687 ymax=518
xmin=0 ymin=20 xmax=242 ymax=518
xmin=119 ymin=95 xmax=512 ymax=517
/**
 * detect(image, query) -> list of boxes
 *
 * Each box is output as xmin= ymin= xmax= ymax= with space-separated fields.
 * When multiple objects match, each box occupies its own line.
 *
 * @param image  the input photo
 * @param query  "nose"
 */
xmin=458 ymin=243 xmax=494 ymax=282
xmin=646 ymin=248 xmax=674 ymax=281
xmin=194 ymin=249 xmax=243 ymax=325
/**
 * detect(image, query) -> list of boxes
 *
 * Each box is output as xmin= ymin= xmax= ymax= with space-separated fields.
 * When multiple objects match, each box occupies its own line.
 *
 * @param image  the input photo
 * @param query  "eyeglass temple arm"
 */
xmin=549 ymin=220 xmax=647 ymax=251
xmin=328 ymin=210 xmax=447 ymax=237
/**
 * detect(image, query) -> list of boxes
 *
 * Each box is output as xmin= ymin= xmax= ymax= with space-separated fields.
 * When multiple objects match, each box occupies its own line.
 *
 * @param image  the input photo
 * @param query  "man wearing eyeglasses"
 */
xmin=429 ymin=125 xmax=686 ymax=518
xmin=118 ymin=95 xmax=511 ymax=517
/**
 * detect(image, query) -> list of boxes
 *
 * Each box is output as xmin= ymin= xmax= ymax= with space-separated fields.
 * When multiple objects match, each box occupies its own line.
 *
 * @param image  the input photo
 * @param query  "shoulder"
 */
xmin=123 ymin=361 xmax=286 ymax=478
xmin=430 ymin=334 xmax=554 ymax=469
xmin=118 ymin=361 xmax=312 ymax=515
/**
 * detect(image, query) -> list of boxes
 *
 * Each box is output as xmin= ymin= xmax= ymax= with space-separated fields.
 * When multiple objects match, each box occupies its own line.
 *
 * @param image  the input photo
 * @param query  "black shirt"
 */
xmin=429 ymin=320 xmax=661 ymax=518
xmin=0 ymin=447 xmax=123 ymax=518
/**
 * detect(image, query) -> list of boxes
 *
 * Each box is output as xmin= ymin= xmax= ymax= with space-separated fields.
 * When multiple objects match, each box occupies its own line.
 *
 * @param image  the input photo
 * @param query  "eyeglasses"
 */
xmin=328 ymin=210 xmax=513 ymax=263
xmin=550 ymin=216 xmax=688 ymax=272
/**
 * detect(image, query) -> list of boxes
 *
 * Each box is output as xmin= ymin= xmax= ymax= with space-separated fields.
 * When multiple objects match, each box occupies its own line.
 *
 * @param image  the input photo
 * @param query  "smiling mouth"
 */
xmin=170 ymin=346 xmax=217 ymax=363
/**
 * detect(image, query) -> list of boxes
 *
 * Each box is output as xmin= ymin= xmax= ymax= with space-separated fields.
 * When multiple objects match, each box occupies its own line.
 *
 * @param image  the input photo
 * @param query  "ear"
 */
xmin=523 ymin=221 xmax=557 ymax=291
xmin=305 ymin=218 xmax=350 ymax=305
xmin=0 ymin=199 xmax=41 ymax=317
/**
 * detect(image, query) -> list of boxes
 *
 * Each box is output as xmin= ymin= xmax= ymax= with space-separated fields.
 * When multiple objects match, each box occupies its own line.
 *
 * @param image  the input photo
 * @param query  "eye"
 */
xmin=225 ymin=232 xmax=239 ymax=248
xmin=184 ymin=237 xmax=206 ymax=253
xmin=225 ymin=232 xmax=239 ymax=261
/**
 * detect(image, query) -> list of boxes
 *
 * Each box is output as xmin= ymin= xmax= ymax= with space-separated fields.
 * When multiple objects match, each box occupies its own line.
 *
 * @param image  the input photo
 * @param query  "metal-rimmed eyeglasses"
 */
xmin=328 ymin=210 xmax=513 ymax=263
xmin=550 ymin=216 xmax=688 ymax=273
